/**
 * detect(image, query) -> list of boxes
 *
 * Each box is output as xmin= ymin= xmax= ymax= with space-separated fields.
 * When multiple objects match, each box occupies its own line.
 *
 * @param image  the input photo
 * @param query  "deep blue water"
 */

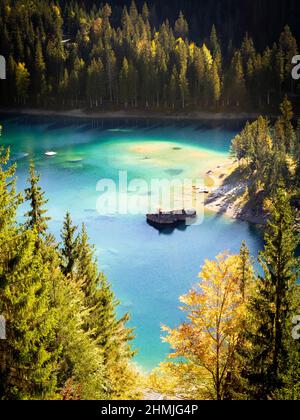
xmin=0 ymin=115 xmax=263 ymax=370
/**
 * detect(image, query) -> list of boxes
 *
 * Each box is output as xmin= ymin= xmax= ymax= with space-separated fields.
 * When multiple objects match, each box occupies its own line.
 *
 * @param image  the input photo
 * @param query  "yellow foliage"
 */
xmin=52 ymin=5 xmax=61 ymax=17
xmin=92 ymin=18 xmax=103 ymax=34
xmin=136 ymin=39 xmax=147 ymax=54
xmin=263 ymin=197 xmax=273 ymax=212
xmin=176 ymin=37 xmax=184 ymax=45
xmin=162 ymin=253 xmax=253 ymax=400
xmin=148 ymin=364 xmax=179 ymax=397
xmin=151 ymin=40 xmax=157 ymax=57
xmin=202 ymin=44 xmax=213 ymax=68
xmin=106 ymin=361 xmax=143 ymax=400
xmin=189 ymin=42 xmax=195 ymax=56
xmin=80 ymin=17 xmax=87 ymax=25
xmin=147 ymin=362 xmax=212 ymax=400
xmin=17 ymin=62 xmax=27 ymax=72
xmin=266 ymin=135 xmax=273 ymax=150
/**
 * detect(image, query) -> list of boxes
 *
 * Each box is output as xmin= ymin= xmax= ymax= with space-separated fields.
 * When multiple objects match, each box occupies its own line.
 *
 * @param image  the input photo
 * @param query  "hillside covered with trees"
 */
xmin=0 ymin=136 xmax=140 ymax=400
xmin=0 ymin=0 xmax=299 ymax=112
xmin=144 ymin=99 xmax=300 ymax=400
xmin=0 ymin=122 xmax=299 ymax=400
xmin=149 ymin=188 xmax=300 ymax=400
xmin=0 ymin=0 xmax=299 ymax=402
xmin=229 ymin=98 xmax=300 ymax=221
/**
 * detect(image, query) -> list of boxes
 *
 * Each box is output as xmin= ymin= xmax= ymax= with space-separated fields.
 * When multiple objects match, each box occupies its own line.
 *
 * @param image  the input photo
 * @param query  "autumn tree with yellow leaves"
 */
xmin=162 ymin=252 xmax=254 ymax=400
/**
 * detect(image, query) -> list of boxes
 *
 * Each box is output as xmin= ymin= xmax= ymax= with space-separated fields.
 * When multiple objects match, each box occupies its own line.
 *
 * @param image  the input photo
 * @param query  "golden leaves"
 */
xmin=162 ymin=252 xmax=251 ymax=399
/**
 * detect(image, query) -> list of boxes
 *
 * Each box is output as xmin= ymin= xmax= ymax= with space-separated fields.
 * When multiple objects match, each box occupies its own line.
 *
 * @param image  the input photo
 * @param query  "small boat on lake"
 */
xmin=146 ymin=209 xmax=197 ymax=227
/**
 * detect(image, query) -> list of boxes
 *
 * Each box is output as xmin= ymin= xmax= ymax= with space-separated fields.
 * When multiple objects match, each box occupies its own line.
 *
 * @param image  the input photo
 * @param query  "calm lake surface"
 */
xmin=0 ymin=115 xmax=263 ymax=371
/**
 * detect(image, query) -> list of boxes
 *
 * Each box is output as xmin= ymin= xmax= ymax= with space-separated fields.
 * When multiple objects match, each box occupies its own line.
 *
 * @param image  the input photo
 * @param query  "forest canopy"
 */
xmin=0 ymin=1 xmax=300 ymax=401
xmin=0 ymin=0 xmax=299 ymax=112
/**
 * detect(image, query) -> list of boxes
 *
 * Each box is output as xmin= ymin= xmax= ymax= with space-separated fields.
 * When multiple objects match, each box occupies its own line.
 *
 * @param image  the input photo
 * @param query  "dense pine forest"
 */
xmin=0 ymin=140 xmax=140 ymax=399
xmin=229 ymin=98 xmax=300 ymax=218
xmin=0 ymin=137 xmax=299 ymax=399
xmin=145 ymin=95 xmax=300 ymax=398
xmin=0 ymin=0 xmax=300 ymax=402
xmin=0 ymin=0 xmax=299 ymax=112
xmin=147 ymin=102 xmax=300 ymax=400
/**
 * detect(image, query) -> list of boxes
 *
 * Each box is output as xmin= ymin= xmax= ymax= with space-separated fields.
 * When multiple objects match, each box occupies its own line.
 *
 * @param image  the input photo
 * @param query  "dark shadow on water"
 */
xmin=165 ymin=168 xmax=184 ymax=176
xmin=147 ymin=220 xmax=188 ymax=235
xmin=194 ymin=119 xmax=251 ymax=131
xmin=0 ymin=113 xmax=254 ymax=133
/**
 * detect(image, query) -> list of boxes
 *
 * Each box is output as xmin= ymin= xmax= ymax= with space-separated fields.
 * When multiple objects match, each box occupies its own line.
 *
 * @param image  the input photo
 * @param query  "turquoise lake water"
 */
xmin=0 ymin=115 xmax=263 ymax=371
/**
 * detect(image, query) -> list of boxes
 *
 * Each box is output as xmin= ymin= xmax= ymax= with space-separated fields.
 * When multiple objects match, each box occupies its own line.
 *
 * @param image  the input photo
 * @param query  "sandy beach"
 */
xmin=204 ymin=162 xmax=268 ymax=224
xmin=1 ymin=106 xmax=267 ymax=224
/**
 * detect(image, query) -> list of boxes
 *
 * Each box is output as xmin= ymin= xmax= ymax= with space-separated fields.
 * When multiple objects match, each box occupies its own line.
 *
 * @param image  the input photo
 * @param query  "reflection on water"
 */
xmin=0 ymin=114 xmax=263 ymax=370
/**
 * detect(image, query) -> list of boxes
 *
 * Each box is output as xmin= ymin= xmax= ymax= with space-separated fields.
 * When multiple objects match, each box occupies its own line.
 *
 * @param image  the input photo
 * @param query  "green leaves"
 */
xmin=0 ymin=228 xmax=59 ymax=400
xmin=24 ymin=162 xmax=51 ymax=237
xmin=245 ymin=186 xmax=300 ymax=399
xmin=0 ymin=130 xmax=138 ymax=400
xmin=0 ymin=146 xmax=23 ymax=231
xmin=231 ymin=98 xmax=299 ymax=200
xmin=1 ymin=1 xmax=298 ymax=111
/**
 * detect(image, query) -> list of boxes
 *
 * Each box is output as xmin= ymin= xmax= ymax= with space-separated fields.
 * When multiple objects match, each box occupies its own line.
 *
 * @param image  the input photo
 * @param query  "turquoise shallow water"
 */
xmin=0 ymin=115 xmax=263 ymax=371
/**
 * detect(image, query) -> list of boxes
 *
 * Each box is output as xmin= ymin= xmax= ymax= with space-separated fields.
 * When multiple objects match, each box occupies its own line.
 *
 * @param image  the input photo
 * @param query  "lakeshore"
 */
xmin=0 ymin=114 xmax=263 ymax=369
xmin=0 ymin=107 xmax=267 ymax=225
xmin=204 ymin=161 xmax=268 ymax=225
xmin=0 ymin=107 xmax=265 ymax=122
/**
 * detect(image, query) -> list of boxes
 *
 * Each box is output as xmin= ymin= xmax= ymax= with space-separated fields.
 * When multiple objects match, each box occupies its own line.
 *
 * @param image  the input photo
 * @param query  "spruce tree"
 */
xmin=95 ymin=275 xmax=137 ymax=399
xmin=34 ymin=38 xmax=47 ymax=103
xmin=277 ymin=96 xmax=296 ymax=153
xmin=1 ymin=0 xmax=299 ymax=112
xmin=209 ymin=61 xmax=221 ymax=108
xmin=60 ymin=212 xmax=79 ymax=276
xmin=15 ymin=62 xmax=30 ymax=105
xmin=76 ymin=226 xmax=135 ymax=359
xmin=0 ymin=229 xmax=60 ymax=400
xmin=174 ymin=11 xmax=189 ymax=40
xmin=295 ymin=118 xmax=300 ymax=186
xmin=279 ymin=25 xmax=298 ymax=91
xmin=142 ymin=2 xmax=149 ymax=22
xmin=25 ymin=162 xmax=50 ymax=237
xmin=129 ymin=0 xmax=138 ymax=25
xmin=0 ymin=145 xmax=23 ymax=231
xmin=0 ymin=129 xmax=138 ymax=400
xmin=76 ymin=224 xmax=137 ymax=399
xmin=245 ymin=186 xmax=300 ymax=399
xmin=229 ymin=51 xmax=247 ymax=107
xmin=76 ymin=223 xmax=98 ymax=297
xmin=0 ymin=147 xmax=58 ymax=400
xmin=238 ymin=240 xmax=255 ymax=301
xmin=210 ymin=25 xmax=222 ymax=73
xmin=119 ymin=57 xmax=130 ymax=107
xmin=51 ymin=259 xmax=105 ymax=400
xmin=224 ymin=242 xmax=255 ymax=400
xmin=169 ymin=66 xmax=178 ymax=109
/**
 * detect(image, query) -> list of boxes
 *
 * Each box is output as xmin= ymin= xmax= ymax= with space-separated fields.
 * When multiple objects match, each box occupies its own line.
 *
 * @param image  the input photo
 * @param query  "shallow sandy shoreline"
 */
xmin=1 ymin=106 xmax=267 ymax=224
xmin=0 ymin=107 xmax=264 ymax=121
xmin=205 ymin=198 xmax=267 ymax=225
xmin=203 ymin=162 xmax=267 ymax=225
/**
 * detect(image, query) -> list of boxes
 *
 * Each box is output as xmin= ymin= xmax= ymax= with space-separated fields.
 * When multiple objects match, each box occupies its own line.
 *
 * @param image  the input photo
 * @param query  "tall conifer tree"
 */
xmin=245 ymin=186 xmax=300 ymax=399
xmin=25 ymin=162 xmax=50 ymax=237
